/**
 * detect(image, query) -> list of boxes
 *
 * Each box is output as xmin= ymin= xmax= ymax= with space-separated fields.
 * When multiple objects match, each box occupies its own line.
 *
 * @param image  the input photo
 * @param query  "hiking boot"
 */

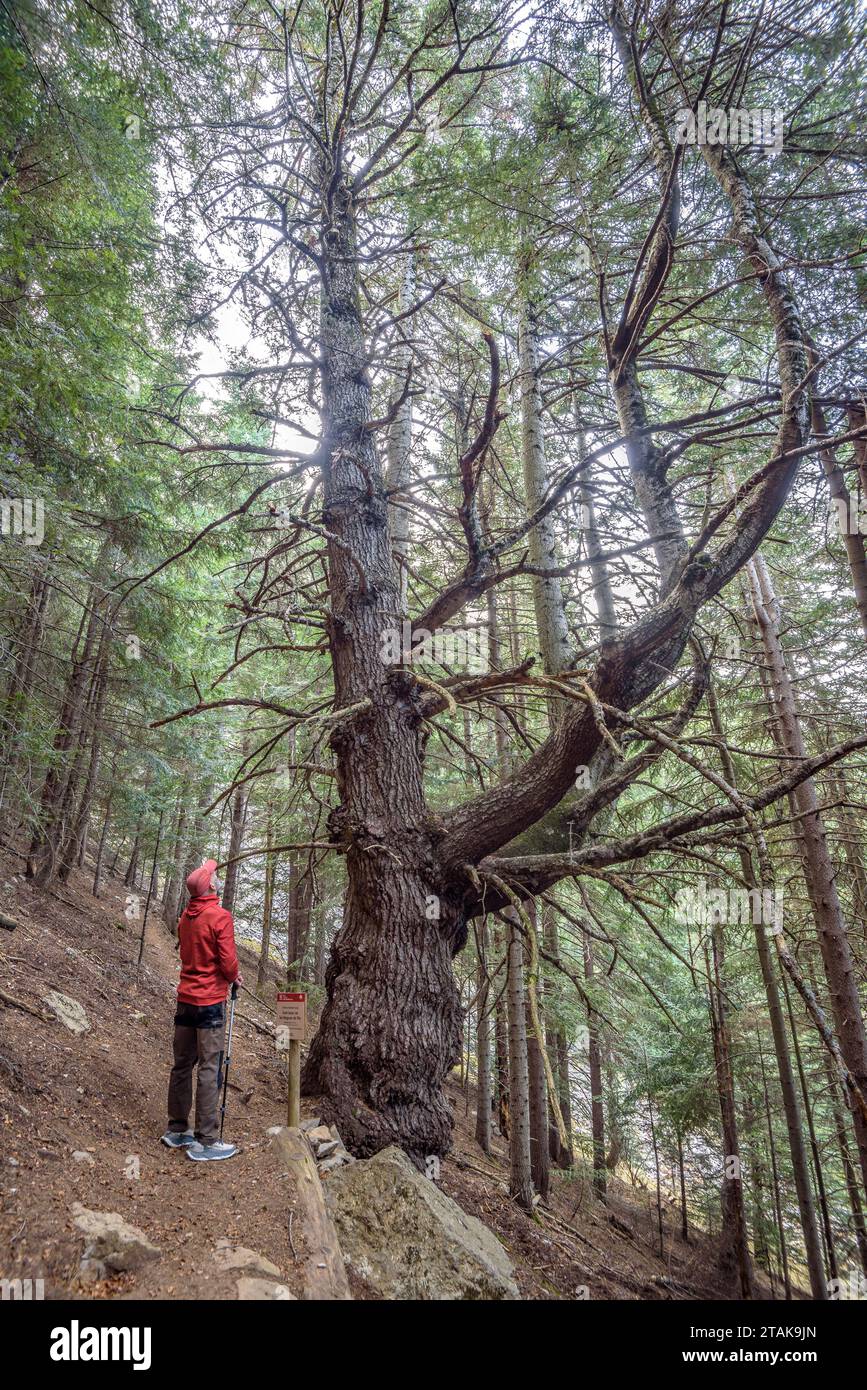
xmin=161 ymin=1130 xmax=196 ymax=1149
xmin=186 ymin=1140 xmax=238 ymax=1162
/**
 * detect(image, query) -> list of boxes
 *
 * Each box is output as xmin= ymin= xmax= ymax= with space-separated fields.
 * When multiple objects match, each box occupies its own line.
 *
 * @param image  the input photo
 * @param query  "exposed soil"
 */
xmin=0 ymin=842 xmax=773 ymax=1301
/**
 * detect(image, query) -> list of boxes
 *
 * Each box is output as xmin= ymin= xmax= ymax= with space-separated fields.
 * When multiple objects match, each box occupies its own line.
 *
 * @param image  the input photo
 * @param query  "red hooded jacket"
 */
xmin=176 ymin=894 xmax=240 ymax=1006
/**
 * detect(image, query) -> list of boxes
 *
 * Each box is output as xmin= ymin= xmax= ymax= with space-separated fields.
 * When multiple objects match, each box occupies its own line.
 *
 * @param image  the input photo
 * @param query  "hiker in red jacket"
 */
xmin=162 ymin=858 xmax=242 ymax=1161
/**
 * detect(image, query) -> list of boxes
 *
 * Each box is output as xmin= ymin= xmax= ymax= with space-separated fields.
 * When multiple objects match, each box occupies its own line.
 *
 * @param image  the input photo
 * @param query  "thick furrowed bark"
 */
xmin=302 ymin=847 xmax=462 ymax=1165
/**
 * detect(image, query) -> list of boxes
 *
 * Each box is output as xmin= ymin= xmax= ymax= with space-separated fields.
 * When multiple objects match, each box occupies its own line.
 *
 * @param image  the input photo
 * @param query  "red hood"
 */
xmin=184 ymin=893 xmax=219 ymax=917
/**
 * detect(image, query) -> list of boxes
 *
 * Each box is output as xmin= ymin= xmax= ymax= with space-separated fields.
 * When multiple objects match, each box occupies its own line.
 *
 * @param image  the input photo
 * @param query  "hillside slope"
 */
xmin=0 ymin=846 xmax=752 ymax=1301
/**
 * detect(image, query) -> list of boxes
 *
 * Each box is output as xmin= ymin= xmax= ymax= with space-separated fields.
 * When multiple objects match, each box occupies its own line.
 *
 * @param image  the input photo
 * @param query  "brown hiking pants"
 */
xmin=166 ymin=1001 xmax=226 ymax=1144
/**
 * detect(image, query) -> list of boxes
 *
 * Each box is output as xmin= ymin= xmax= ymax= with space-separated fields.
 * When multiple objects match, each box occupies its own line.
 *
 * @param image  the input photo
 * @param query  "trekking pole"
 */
xmin=219 ymin=981 xmax=239 ymax=1141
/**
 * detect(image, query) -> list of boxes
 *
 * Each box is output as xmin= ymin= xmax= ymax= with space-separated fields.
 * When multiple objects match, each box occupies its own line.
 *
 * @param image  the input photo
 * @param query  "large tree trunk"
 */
xmin=300 ymin=105 xmax=461 ymax=1165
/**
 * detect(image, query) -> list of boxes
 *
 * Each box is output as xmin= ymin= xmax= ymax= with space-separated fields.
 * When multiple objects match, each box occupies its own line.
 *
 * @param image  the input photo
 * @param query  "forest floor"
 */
xmin=0 ymin=845 xmax=777 ymax=1300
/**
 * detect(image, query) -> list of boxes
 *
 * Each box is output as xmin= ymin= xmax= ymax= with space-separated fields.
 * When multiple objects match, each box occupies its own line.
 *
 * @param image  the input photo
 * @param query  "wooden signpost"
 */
xmin=276 ymin=991 xmax=307 ymax=1127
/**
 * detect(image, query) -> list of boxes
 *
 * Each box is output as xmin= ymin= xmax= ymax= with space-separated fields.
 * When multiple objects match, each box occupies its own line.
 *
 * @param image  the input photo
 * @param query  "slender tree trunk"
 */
xmin=256 ymin=814 xmax=275 ymax=995
xmin=517 ymin=280 xmax=573 ymax=677
xmin=92 ymin=787 xmax=114 ymax=899
xmin=109 ymin=837 xmax=125 ymax=875
xmin=829 ymin=766 xmax=867 ymax=923
xmin=487 ymin=580 xmax=512 ymax=1142
xmin=506 ymin=912 xmax=534 ymax=1213
xmin=645 ymin=1070 xmax=664 ymax=1260
xmin=525 ymin=915 xmax=549 ymax=1200
xmin=604 ymin=1041 xmax=623 ymax=1175
xmin=0 ymin=553 xmax=52 ymax=826
xmin=27 ymin=560 xmax=108 ymax=884
xmin=744 ymin=1092 xmax=770 ymax=1276
xmin=474 ymin=919 xmax=492 ymax=1154
xmin=748 ymin=553 xmax=867 ymax=1201
xmin=759 ymin=1035 xmax=791 ymax=1300
xmin=162 ymin=795 xmax=189 ymax=934
xmin=556 ymin=1032 xmax=573 ymax=1161
xmin=124 ymin=822 xmax=142 ymax=888
xmin=287 ymin=857 xmax=314 ymax=984
xmin=311 ymin=906 xmax=327 ymax=987
xmin=707 ymin=677 xmax=826 ymax=1297
xmin=543 ymin=906 xmax=574 ymax=1168
xmin=495 ymin=970 xmax=510 ymax=1139
xmin=820 ymin=1041 xmax=867 ymax=1279
xmin=584 ymin=931 xmax=606 ymax=1200
xmin=516 ymin=287 xmax=574 ymax=1193
xmin=707 ymin=927 xmax=755 ymax=1298
xmin=137 ymin=811 xmax=164 ymax=966
xmin=783 ymin=976 xmax=838 ymax=1285
xmin=385 ymin=251 xmax=415 ymax=616
xmin=677 ymin=1132 xmax=688 ymax=1242
xmin=809 ymin=341 xmax=867 ymax=639
xmin=58 ymin=627 xmax=111 ymax=880
xmin=221 ymin=773 xmax=249 ymax=916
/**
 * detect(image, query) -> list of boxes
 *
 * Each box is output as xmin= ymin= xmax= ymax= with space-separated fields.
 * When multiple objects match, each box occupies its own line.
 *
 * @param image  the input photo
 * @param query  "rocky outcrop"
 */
xmin=72 ymin=1203 xmax=160 ymax=1281
xmin=301 ymin=1118 xmax=355 ymax=1175
xmin=324 ymin=1146 xmax=519 ymax=1300
xmin=43 ymin=991 xmax=90 ymax=1034
xmin=213 ymin=1238 xmax=282 ymax=1279
xmin=236 ymin=1277 xmax=296 ymax=1300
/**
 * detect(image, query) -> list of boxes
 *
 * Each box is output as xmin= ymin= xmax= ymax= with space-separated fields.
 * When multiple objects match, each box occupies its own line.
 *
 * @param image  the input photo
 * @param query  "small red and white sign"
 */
xmin=276 ymin=991 xmax=307 ymax=1041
